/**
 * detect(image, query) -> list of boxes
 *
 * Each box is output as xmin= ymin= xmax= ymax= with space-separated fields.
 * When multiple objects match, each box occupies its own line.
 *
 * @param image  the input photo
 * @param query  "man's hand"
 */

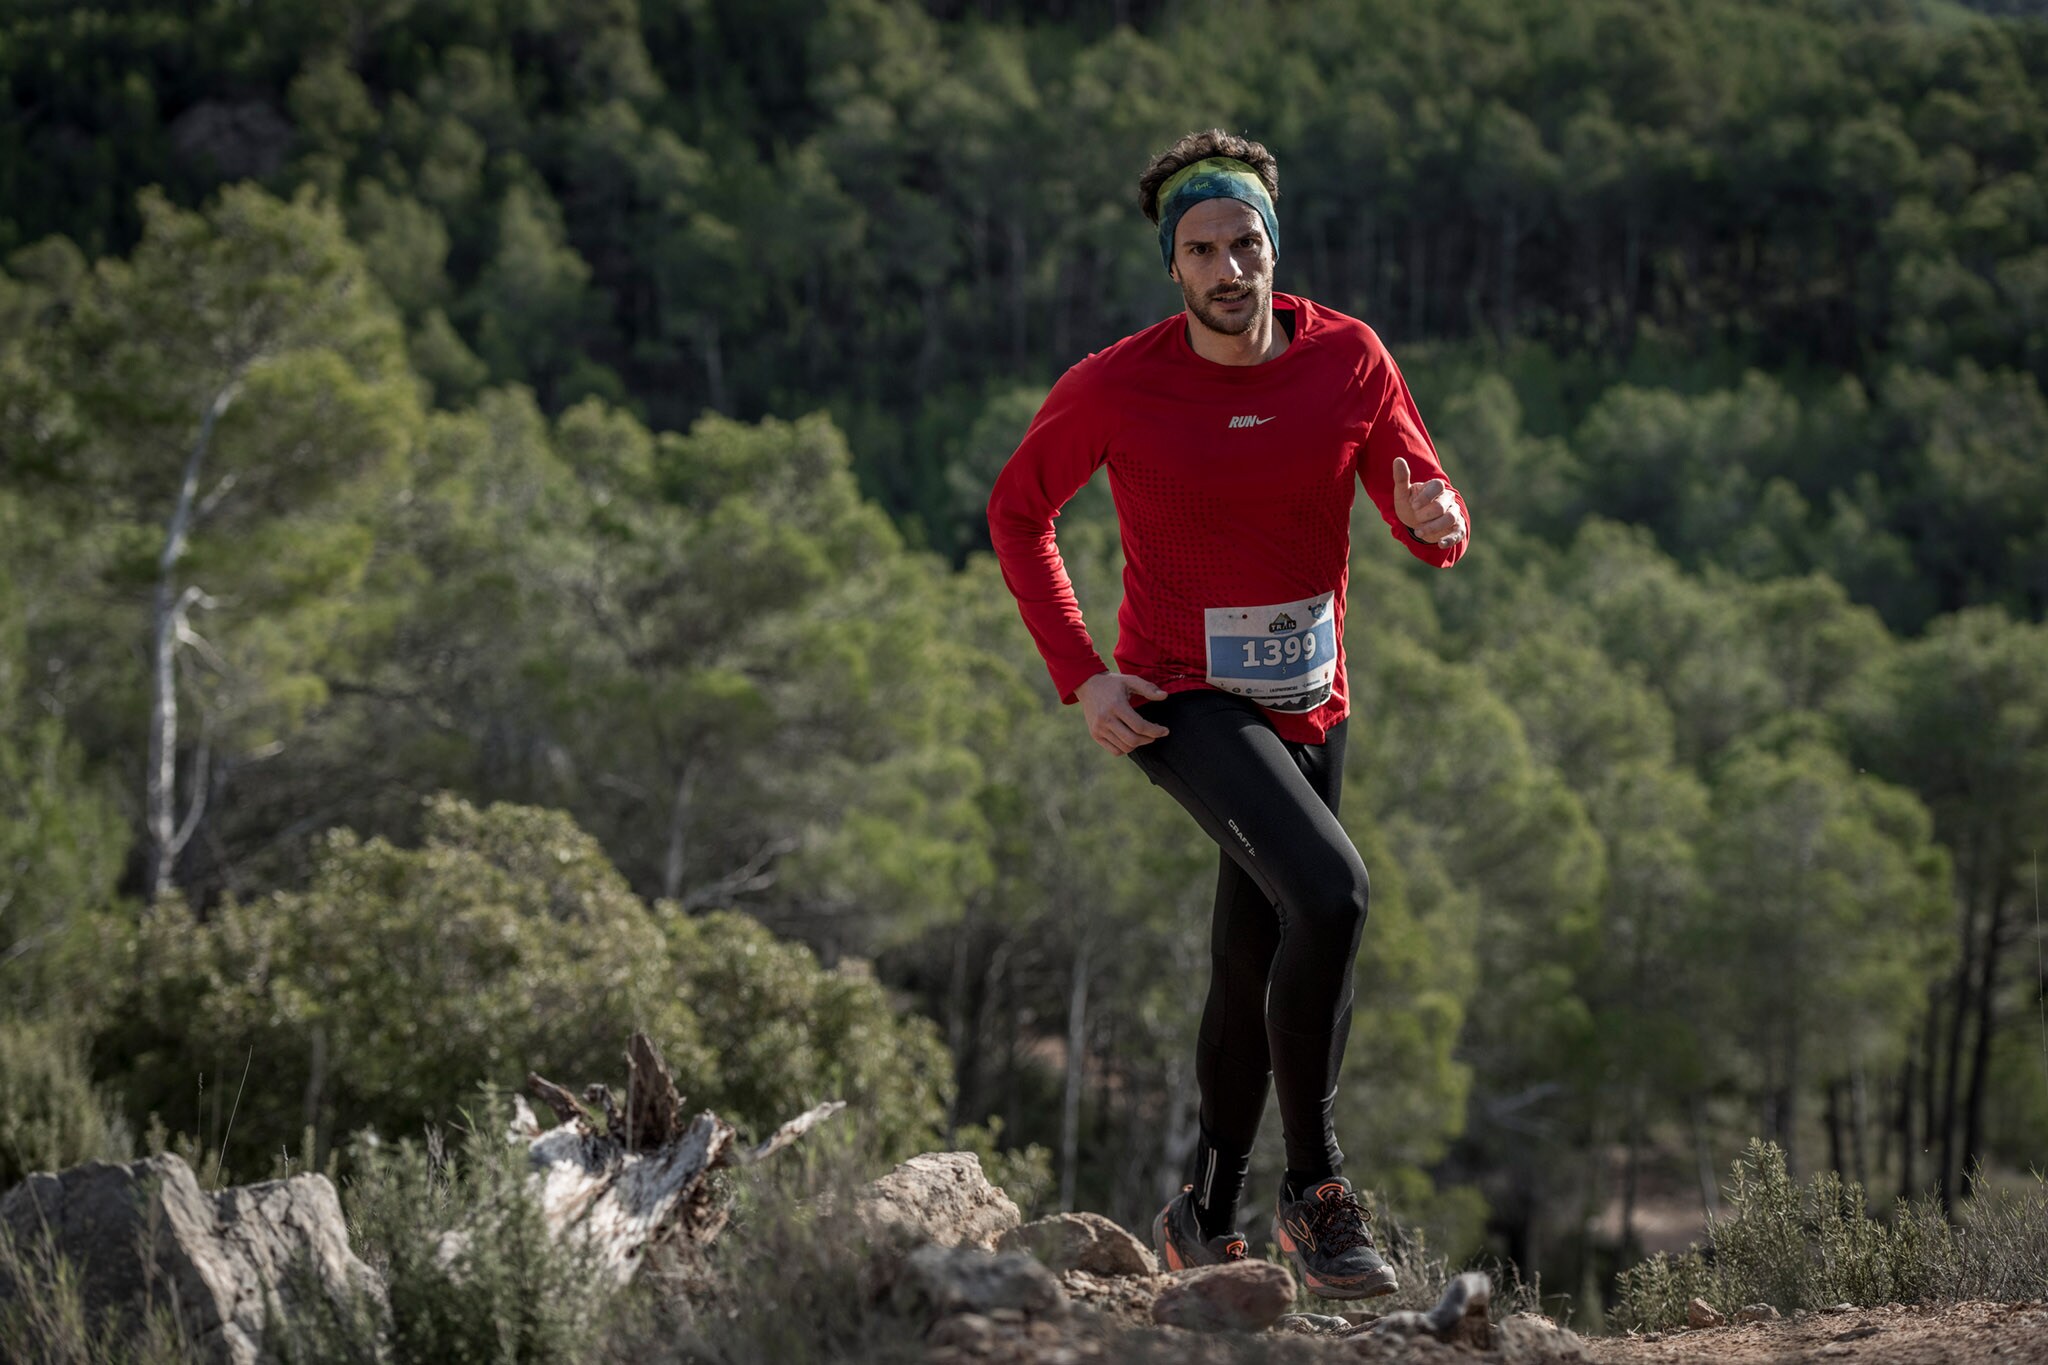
xmin=1392 ymin=456 xmax=1466 ymax=545
xmin=1077 ymin=671 xmax=1170 ymax=755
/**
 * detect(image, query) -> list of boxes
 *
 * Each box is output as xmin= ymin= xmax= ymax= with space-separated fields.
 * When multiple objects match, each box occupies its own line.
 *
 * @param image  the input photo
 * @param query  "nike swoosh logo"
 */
xmin=1252 ymin=416 xmax=1276 ymax=425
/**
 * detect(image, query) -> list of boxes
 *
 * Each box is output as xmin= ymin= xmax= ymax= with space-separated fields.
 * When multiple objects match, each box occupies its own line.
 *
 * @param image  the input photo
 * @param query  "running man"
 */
xmin=986 ymin=129 xmax=1469 ymax=1298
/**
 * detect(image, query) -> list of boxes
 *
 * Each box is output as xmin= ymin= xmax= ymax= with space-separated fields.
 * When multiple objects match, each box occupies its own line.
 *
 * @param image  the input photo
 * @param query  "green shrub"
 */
xmin=665 ymin=911 xmax=950 ymax=1161
xmin=100 ymin=798 xmax=952 ymax=1181
xmin=0 ymin=715 xmax=129 ymax=1027
xmin=1612 ymin=1140 xmax=2048 ymax=1330
xmin=0 ymin=1017 xmax=133 ymax=1191
xmin=357 ymin=1115 xmax=614 ymax=1364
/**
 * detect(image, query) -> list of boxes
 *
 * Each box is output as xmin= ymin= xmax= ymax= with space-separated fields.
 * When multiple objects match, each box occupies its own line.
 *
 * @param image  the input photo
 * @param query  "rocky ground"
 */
xmin=1584 ymin=1300 xmax=2048 ymax=1365
xmin=4 ymin=1049 xmax=2041 ymax=1365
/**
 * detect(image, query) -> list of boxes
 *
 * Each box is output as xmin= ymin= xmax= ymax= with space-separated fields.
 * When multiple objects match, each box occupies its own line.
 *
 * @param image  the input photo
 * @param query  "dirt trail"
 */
xmin=1584 ymin=1300 xmax=2048 ymax=1365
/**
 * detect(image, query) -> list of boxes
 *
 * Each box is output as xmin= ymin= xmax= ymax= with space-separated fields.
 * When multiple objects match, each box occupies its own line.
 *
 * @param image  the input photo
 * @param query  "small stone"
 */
xmin=858 ymin=1152 xmax=1022 ymax=1254
xmin=1736 ymin=1303 xmax=1782 ymax=1323
xmin=988 ymin=1307 xmax=1027 ymax=1325
xmin=999 ymin=1212 xmax=1156 ymax=1277
xmin=1834 ymin=1325 xmax=1885 ymax=1342
xmin=1275 ymin=1312 xmax=1351 ymax=1334
xmin=927 ymin=1312 xmax=995 ymax=1352
xmin=1688 ymin=1297 xmax=1725 ymax=1328
xmin=1151 ymin=1261 xmax=1296 ymax=1333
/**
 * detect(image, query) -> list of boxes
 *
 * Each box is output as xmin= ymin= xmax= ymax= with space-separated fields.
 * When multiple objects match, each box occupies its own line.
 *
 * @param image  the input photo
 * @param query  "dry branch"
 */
xmin=519 ymin=1030 xmax=842 ymax=1282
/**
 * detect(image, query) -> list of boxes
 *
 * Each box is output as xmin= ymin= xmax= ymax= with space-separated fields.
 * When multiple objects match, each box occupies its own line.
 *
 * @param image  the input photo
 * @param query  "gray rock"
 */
xmin=889 ymin=1245 xmax=1063 ymax=1322
xmin=856 ymin=1152 xmax=1021 ymax=1254
xmin=1688 ymin=1296 xmax=1725 ymax=1328
xmin=0 ymin=1154 xmax=382 ymax=1365
xmin=1366 ymin=1271 xmax=1494 ymax=1348
xmin=999 ymin=1211 xmax=1156 ymax=1277
xmin=1149 ymin=1260 xmax=1295 ymax=1333
xmin=1737 ymin=1302 xmax=1782 ymax=1323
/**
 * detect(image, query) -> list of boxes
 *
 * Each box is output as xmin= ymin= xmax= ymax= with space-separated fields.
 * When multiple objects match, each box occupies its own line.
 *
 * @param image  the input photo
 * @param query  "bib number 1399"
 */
xmin=1203 ymin=590 xmax=1338 ymax=713
xmin=1241 ymin=633 xmax=1319 ymax=669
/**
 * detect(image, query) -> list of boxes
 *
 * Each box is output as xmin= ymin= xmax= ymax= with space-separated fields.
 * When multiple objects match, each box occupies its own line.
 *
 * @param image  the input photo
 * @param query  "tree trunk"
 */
xmin=1009 ymin=221 xmax=1028 ymax=370
xmin=698 ymin=316 xmax=728 ymax=413
xmin=1407 ymin=218 xmax=1426 ymax=337
xmin=1497 ymin=206 xmax=1518 ymax=346
xmin=1938 ymin=883 xmax=1980 ymax=1210
xmin=148 ymin=383 xmax=239 ymax=904
xmin=1160 ymin=1046 xmax=1198 ymax=1208
xmin=1961 ymin=876 xmax=2012 ymax=1198
xmin=1620 ymin=206 xmax=1643 ymax=358
xmin=1915 ymin=989 xmax=1941 ymax=1202
xmin=1886 ymin=1047 xmax=1908 ymax=1196
xmin=1691 ymin=1095 xmax=1719 ymax=1221
xmin=1825 ymin=1081 xmax=1846 ymax=1181
xmin=1850 ymin=1065 xmax=1871 ymax=1194
xmin=302 ymin=1025 xmax=328 ymax=1169
xmin=1058 ymin=936 xmax=1090 ymax=1212
xmin=1620 ymin=1080 xmax=1643 ymax=1258
xmin=945 ymin=912 xmax=973 ymax=1144
xmin=662 ymin=762 xmax=697 ymax=903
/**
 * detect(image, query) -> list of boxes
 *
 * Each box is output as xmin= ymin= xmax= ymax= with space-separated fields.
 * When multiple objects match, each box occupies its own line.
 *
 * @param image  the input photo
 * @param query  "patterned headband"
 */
xmin=1156 ymin=156 xmax=1279 ymax=271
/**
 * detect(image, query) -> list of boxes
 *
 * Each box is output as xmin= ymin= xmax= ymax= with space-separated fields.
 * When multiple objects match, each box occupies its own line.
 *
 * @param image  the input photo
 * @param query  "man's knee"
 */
xmin=1298 ymin=854 xmax=1369 ymax=947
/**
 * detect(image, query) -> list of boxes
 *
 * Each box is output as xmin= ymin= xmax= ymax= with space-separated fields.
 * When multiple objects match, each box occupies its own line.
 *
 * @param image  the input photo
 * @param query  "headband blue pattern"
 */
xmin=1156 ymin=156 xmax=1279 ymax=271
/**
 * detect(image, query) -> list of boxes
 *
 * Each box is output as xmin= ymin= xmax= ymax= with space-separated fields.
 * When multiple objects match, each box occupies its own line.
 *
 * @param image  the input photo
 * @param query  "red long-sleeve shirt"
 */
xmin=986 ymin=293 xmax=1468 ymax=744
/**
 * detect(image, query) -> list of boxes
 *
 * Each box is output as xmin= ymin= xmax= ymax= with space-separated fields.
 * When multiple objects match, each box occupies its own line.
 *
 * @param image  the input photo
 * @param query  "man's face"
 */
xmin=1169 ymin=197 xmax=1275 ymax=337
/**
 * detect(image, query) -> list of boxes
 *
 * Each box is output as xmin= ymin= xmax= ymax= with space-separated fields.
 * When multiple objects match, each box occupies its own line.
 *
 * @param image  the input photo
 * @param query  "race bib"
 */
xmin=1204 ymin=590 xmax=1338 ymax=712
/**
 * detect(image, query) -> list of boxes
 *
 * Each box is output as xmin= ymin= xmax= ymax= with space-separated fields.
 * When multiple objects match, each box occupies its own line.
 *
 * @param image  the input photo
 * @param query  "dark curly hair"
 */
xmin=1137 ymin=129 xmax=1281 ymax=225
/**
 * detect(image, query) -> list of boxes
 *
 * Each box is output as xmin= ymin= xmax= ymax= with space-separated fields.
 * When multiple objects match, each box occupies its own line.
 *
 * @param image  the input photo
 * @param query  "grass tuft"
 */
xmin=0 ymin=1216 xmax=197 ymax=1365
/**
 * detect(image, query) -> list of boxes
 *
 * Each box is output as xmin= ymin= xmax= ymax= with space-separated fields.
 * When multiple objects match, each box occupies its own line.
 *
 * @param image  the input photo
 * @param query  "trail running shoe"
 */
xmin=1152 ymin=1184 xmax=1250 ymax=1271
xmin=1272 ymin=1175 xmax=1398 ymax=1299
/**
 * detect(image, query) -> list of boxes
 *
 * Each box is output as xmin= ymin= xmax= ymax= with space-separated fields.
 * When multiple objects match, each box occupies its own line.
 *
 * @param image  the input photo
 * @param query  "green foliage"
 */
xmin=0 ymin=1018 xmax=133 ymax=1192
xmin=1614 ymin=1141 xmax=2048 ymax=1330
xmin=0 ymin=719 xmax=127 ymax=1022
xmin=314 ymin=1113 xmax=616 ymax=1365
xmin=666 ymin=911 xmax=951 ymax=1155
xmin=102 ymin=798 xmax=951 ymax=1177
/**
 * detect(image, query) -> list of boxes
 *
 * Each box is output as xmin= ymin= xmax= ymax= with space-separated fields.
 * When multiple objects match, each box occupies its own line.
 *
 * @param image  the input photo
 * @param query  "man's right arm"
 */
xmin=985 ymin=366 xmax=1116 ymax=704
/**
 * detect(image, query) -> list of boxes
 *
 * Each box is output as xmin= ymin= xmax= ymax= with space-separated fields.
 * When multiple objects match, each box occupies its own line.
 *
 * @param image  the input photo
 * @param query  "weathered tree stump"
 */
xmin=515 ymin=1030 xmax=843 ymax=1283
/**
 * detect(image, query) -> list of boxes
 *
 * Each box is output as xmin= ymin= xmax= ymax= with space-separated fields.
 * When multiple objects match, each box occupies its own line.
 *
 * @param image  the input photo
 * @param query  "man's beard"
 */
xmin=1181 ymin=274 xmax=1269 ymax=337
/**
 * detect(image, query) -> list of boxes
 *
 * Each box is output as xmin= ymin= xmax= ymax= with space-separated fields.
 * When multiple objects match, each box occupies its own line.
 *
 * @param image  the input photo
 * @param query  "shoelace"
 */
xmin=1305 ymin=1183 xmax=1376 ymax=1257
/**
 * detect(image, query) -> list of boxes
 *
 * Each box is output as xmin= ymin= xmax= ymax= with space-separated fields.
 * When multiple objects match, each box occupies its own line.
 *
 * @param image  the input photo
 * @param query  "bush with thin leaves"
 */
xmin=1613 ymin=1140 xmax=2048 ymax=1330
xmin=0 ymin=1016 xmax=133 ymax=1192
xmin=270 ymin=1105 xmax=619 ymax=1365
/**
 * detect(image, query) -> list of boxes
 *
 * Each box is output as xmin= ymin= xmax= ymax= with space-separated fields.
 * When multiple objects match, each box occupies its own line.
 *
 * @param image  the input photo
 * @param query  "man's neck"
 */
xmin=1185 ymin=302 xmax=1290 ymax=366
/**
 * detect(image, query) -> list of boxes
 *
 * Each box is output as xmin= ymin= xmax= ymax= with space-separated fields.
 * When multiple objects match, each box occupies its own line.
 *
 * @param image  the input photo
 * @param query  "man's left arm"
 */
xmin=1353 ymin=339 xmax=1469 ymax=566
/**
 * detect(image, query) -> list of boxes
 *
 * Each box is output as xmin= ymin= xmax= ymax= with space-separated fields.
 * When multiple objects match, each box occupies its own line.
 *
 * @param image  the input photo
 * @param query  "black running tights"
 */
xmin=1128 ymin=688 xmax=1367 ymax=1178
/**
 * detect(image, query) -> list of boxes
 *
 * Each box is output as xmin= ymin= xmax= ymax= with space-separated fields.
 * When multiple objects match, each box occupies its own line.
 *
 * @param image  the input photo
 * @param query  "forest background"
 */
xmin=2 ymin=0 xmax=2045 ymax=1322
